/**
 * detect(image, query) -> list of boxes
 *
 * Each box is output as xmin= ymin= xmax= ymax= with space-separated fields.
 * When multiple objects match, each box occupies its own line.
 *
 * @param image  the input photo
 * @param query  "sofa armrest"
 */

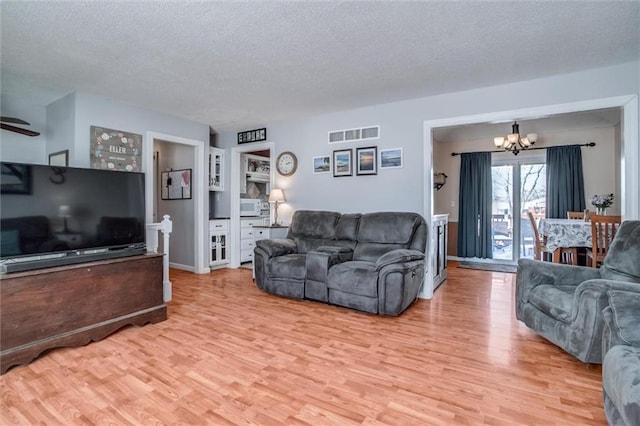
xmin=316 ymin=245 xmax=354 ymax=257
xmin=254 ymin=238 xmax=297 ymax=258
xmin=375 ymin=249 xmax=424 ymax=271
xmin=517 ymin=259 xmax=601 ymax=289
xmin=306 ymin=247 xmax=353 ymax=284
xmin=516 ymin=259 xmax=600 ymax=312
xmin=605 ymin=289 xmax=640 ymax=346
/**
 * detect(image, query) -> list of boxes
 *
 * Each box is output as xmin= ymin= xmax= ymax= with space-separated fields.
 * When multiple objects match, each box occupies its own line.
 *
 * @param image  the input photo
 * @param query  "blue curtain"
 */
xmin=546 ymin=145 xmax=586 ymax=218
xmin=457 ymin=152 xmax=493 ymax=258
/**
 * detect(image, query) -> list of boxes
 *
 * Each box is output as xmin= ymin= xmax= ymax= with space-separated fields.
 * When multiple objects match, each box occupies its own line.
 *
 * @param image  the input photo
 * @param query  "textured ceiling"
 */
xmin=1 ymin=1 xmax=639 ymax=133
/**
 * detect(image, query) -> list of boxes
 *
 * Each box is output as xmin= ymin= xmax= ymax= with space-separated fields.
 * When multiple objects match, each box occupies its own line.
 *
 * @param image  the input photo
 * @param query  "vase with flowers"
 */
xmin=590 ymin=193 xmax=614 ymax=215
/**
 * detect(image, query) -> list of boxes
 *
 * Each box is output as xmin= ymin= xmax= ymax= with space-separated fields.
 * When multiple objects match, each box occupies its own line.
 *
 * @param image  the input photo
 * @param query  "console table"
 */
xmin=0 ymin=254 xmax=167 ymax=374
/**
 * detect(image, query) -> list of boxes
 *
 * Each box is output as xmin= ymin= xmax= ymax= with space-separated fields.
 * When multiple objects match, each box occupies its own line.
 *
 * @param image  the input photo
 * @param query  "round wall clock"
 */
xmin=276 ymin=151 xmax=298 ymax=176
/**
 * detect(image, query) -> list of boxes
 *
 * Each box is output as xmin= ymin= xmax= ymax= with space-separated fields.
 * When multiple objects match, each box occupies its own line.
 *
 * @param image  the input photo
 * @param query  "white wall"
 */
xmin=216 ymin=61 xmax=639 ymax=223
xmin=434 ymin=126 xmax=621 ymax=220
xmin=46 ymin=93 xmax=76 ymax=164
xmin=0 ymin=95 xmax=47 ymax=163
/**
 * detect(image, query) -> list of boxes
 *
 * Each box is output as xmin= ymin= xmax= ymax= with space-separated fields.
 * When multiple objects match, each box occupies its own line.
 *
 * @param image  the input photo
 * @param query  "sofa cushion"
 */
xmin=354 ymin=212 xmax=423 ymax=262
xmin=608 ymin=290 xmax=640 ymax=345
xmin=267 ymin=254 xmax=307 ymax=280
xmin=600 ymin=221 xmax=640 ymax=283
xmin=288 ymin=210 xmax=340 ymax=239
xmin=335 ymin=213 xmax=361 ymax=240
xmin=528 ymin=285 xmax=575 ymax=323
xmin=327 ymin=261 xmax=378 ymax=297
xmin=357 ymin=212 xmax=420 ymax=244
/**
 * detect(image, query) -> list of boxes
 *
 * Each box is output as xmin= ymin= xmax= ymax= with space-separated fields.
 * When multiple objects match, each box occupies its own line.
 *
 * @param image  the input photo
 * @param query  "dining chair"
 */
xmin=587 ymin=215 xmax=623 ymax=268
xmin=527 ymin=212 xmax=578 ymax=265
xmin=567 ymin=210 xmax=589 ymax=220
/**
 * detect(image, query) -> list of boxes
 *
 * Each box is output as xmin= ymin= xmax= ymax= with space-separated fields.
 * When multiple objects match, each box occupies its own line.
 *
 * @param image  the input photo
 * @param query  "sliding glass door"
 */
xmin=491 ymin=158 xmax=546 ymax=261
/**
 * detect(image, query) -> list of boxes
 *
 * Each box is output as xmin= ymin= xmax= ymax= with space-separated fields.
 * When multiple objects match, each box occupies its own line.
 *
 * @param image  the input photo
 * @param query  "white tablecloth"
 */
xmin=538 ymin=218 xmax=592 ymax=252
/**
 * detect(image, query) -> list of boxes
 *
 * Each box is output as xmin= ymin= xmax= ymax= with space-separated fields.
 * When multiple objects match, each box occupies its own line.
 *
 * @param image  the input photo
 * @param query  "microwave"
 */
xmin=240 ymin=198 xmax=261 ymax=216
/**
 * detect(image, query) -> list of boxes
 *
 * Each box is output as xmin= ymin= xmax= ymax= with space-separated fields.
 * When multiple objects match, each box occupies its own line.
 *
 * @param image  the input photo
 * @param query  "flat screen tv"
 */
xmin=0 ymin=162 xmax=146 ymax=273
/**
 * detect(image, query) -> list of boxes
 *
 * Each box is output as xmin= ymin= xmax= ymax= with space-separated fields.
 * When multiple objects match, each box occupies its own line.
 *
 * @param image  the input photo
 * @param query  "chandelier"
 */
xmin=493 ymin=121 xmax=537 ymax=155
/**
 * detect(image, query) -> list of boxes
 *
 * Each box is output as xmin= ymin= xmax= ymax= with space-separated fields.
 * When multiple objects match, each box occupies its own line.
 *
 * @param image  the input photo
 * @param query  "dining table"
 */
xmin=537 ymin=218 xmax=592 ymax=263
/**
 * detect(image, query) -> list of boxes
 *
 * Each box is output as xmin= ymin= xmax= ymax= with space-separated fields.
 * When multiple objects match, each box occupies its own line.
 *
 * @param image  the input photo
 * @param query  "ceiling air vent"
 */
xmin=328 ymin=125 xmax=380 ymax=143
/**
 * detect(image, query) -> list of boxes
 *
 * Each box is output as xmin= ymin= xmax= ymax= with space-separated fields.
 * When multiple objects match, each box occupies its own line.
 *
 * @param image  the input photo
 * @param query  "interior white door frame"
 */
xmin=421 ymin=94 xmax=639 ymax=298
xmin=229 ymin=142 xmax=275 ymax=268
xmin=144 ymin=131 xmax=208 ymax=274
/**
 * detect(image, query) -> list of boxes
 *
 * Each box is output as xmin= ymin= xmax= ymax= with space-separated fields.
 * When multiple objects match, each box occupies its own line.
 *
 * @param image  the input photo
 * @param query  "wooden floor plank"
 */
xmin=0 ymin=262 xmax=606 ymax=425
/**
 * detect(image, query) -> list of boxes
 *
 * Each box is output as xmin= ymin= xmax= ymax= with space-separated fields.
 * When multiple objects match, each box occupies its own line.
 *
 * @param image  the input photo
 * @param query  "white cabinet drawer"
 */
xmin=241 ymin=249 xmax=254 ymax=262
xmin=209 ymin=219 xmax=229 ymax=232
xmin=241 ymin=239 xmax=256 ymax=250
xmin=254 ymin=229 xmax=268 ymax=239
xmin=241 ymin=219 xmax=261 ymax=228
xmin=241 ymin=228 xmax=255 ymax=239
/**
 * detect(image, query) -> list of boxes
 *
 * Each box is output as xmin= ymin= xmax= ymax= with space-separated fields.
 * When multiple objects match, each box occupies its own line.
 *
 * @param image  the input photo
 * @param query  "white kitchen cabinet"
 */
xmin=209 ymin=219 xmax=229 ymax=268
xmin=208 ymin=147 xmax=224 ymax=191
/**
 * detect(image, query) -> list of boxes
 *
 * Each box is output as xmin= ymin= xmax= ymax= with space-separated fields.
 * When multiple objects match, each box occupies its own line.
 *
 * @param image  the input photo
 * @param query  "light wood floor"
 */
xmin=0 ymin=262 xmax=605 ymax=425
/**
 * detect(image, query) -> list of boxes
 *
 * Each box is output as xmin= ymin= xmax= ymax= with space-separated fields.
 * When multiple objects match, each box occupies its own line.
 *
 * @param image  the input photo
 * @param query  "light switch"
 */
xmin=450 ymin=201 xmax=455 ymax=207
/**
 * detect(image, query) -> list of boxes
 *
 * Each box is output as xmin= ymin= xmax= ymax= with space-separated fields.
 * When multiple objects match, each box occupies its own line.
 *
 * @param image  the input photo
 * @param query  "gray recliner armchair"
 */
xmin=254 ymin=210 xmax=428 ymax=316
xmin=602 ymin=289 xmax=640 ymax=426
xmin=515 ymin=220 xmax=640 ymax=363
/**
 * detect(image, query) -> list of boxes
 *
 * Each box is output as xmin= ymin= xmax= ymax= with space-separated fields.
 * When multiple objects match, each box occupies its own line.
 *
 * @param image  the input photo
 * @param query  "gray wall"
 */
xmin=215 ymin=61 xmax=639 ymax=224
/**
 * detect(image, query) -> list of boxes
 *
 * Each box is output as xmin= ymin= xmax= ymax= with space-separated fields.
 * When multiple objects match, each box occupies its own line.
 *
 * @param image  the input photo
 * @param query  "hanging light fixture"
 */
xmin=493 ymin=121 xmax=538 ymax=155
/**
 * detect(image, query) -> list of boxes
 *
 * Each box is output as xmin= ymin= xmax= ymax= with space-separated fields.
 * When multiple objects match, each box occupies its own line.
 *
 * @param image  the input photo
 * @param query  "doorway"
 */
xmin=422 ymin=94 xmax=638 ymax=299
xmin=229 ymin=142 xmax=275 ymax=268
xmin=145 ymin=131 xmax=207 ymax=274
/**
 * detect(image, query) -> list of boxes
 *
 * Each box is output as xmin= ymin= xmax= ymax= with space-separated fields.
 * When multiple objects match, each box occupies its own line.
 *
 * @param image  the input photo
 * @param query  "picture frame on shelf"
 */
xmin=380 ymin=148 xmax=403 ymax=169
xmin=48 ymin=150 xmax=69 ymax=167
xmin=356 ymin=146 xmax=377 ymax=175
xmin=313 ymin=156 xmax=331 ymax=174
xmin=333 ymin=149 xmax=352 ymax=177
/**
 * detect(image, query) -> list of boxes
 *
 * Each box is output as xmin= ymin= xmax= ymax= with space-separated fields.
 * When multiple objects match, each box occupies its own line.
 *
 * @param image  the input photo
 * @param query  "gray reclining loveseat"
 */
xmin=254 ymin=210 xmax=428 ymax=316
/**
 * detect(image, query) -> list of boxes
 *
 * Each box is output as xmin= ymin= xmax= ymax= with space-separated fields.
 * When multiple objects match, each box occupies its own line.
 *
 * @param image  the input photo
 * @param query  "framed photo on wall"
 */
xmin=161 ymin=168 xmax=192 ymax=200
xmin=380 ymin=148 xmax=403 ymax=169
xmin=90 ymin=126 xmax=142 ymax=172
xmin=333 ymin=149 xmax=352 ymax=177
xmin=356 ymin=146 xmax=377 ymax=175
xmin=313 ymin=156 xmax=331 ymax=174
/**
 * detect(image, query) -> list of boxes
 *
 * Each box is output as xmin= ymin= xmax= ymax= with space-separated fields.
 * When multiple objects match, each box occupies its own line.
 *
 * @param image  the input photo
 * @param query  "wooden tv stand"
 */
xmin=0 ymin=254 xmax=167 ymax=374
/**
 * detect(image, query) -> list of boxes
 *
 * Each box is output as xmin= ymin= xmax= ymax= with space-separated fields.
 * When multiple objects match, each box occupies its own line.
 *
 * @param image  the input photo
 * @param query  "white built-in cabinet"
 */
xmin=208 ymin=147 xmax=224 ymax=191
xmin=240 ymin=218 xmax=261 ymax=263
xmin=432 ymin=214 xmax=449 ymax=290
xmin=240 ymin=217 xmax=271 ymax=263
xmin=240 ymin=154 xmax=270 ymax=194
xmin=209 ymin=219 xmax=229 ymax=268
